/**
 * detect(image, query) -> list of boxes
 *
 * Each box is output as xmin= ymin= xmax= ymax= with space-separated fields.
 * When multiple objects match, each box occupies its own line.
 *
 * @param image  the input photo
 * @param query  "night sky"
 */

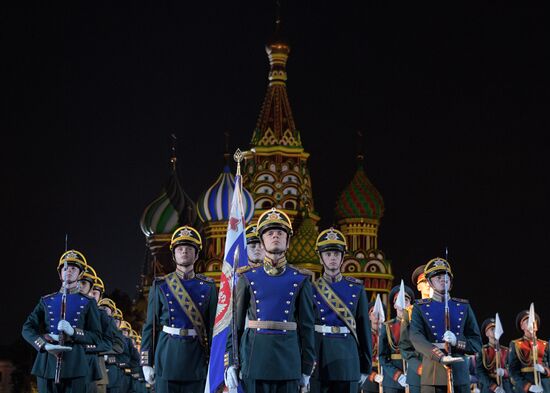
xmin=4 ymin=2 xmax=549 ymax=347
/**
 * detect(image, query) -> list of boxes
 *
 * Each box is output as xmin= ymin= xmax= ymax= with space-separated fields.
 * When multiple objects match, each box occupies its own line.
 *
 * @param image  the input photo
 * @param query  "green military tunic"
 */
xmin=21 ymin=289 xmax=102 ymax=393
xmin=409 ymin=297 xmax=482 ymax=393
xmin=141 ymin=272 xmax=217 ymax=392
xmin=226 ymin=262 xmax=316 ymax=393
xmin=508 ymin=337 xmax=550 ymax=393
xmin=474 ymin=344 xmax=513 ymax=393
xmin=310 ymin=275 xmax=372 ymax=393
xmin=400 ymin=307 xmax=423 ymax=393
xmin=379 ymin=318 xmax=406 ymax=393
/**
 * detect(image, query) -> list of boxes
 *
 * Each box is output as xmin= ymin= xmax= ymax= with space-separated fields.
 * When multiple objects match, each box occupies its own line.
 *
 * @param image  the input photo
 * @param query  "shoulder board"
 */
xmin=511 ymin=339 xmax=522 ymax=347
xmin=288 ymin=265 xmax=314 ymax=276
xmin=416 ymin=298 xmax=431 ymax=305
xmin=237 ymin=265 xmax=253 ymax=275
xmin=344 ymin=276 xmax=363 ymax=285
xmin=500 ymin=345 xmax=509 ymax=350
xmin=42 ymin=291 xmax=59 ymax=299
xmin=451 ymin=297 xmax=469 ymax=303
xmin=153 ymin=275 xmax=166 ymax=282
xmin=196 ymin=273 xmax=215 ymax=283
xmin=539 ymin=339 xmax=548 ymax=346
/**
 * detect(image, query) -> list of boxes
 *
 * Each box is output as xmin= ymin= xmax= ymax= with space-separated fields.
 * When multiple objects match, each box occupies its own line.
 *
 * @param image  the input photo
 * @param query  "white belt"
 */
xmin=315 ymin=324 xmax=350 ymax=334
xmin=162 ymin=326 xmax=197 ymax=336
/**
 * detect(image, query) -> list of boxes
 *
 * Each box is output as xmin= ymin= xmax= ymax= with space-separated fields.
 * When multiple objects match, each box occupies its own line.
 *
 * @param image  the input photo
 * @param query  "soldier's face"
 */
xmin=394 ymin=296 xmax=411 ymax=315
xmin=99 ymin=306 xmax=112 ymax=316
xmin=115 ymin=319 xmax=121 ymax=328
xmin=485 ymin=326 xmax=495 ymax=340
xmin=90 ymin=289 xmax=102 ymax=302
xmin=369 ymin=309 xmax=380 ymax=327
xmin=59 ymin=265 xmax=81 ymax=284
xmin=521 ymin=319 xmax=538 ymax=338
xmin=261 ymin=229 xmax=288 ymax=254
xmin=247 ymin=242 xmax=265 ymax=263
xmin=79 ymin=280 xmax=92 ymax=295
xmin=428 ymin=273 xmax=451 ymax=294
xmin=174 ymin=245 xmax=198 ymax=266
xmin=122 ymin=330 xmax=129 ymax=337
xmin=320 ymin=250 xmax=344 ymax=271
xmin=417 ymin=279 xmax=432 ymax=299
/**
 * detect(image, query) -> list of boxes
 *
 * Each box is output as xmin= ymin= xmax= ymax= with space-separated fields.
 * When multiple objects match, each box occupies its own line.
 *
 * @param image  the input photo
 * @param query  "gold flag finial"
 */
xmin=234 ymin=148 xmax=243 ymax=176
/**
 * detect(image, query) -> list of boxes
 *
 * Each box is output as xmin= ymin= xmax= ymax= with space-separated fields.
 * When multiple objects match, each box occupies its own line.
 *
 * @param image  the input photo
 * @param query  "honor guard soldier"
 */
xmin=22 ymin=250 xmax=102 ymax=393
xmin=119 ymin=321 xmax=138 ymax=393
xmin=399 ymin=265 xmax=432 ymax=393
xmin=309 ymin=228 xmax=372 ymax=393
xmin=508 ymin=311 xmax=549 ymax=393
xmin=475 ymin=318 xmax=512 ymax=393
xmin=225 ymin=208 xmax=316 ymax=393
xmin=409 ymin=258 xmax=482 ymax=393
xmin=379 ymin=285 xmax=415 ymax=393
xmin=141 ymin=225 xmax=217 ymax=393
xmin=97 ymin=299 xmax=126 ymax=393
xmin=364 ymin=301 xmax=384 ymax=393
xmin=245 ymin=224 xmax=265 ymax=268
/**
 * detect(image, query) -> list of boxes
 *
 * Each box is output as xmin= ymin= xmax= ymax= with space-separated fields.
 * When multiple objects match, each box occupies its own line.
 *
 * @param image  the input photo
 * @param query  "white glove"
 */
xmin=397 ymin=374 xmax=407 ymax=387
xmin=224 ymin=366 xmax=239 ymax=389
xmin=440 ymin=355 xmax=464 ymax=365
xmin=443 ymin=330 xmax=457 ymax=346
xmin=495 ymin=386 xmax=505 ymax=393
xmin=528 ymin=385 xmax=544 ymax=393
xmin=142 ymin=366 xmax=155 ymax=385
xmin=374 ymin=373 xmax=384 ymax=383
xmin=48 ymin=334 xmax=60 ymax=342
xmin=300 ymin=373 xmax=311 ymax=387
xmin=57 ymin=320 xmax=75 ymax=336
xmin=496 ymin=368 xmax=506 ymax=377
xmin=472 ymin=388 xmax=480 ymax=393
xmin=534 ymin=364 xmax=546 ymax=374
xmin=359 ymin=373 xmax=368 ymax=385
xmin=44 ymin=343 xmax=72 ymax=355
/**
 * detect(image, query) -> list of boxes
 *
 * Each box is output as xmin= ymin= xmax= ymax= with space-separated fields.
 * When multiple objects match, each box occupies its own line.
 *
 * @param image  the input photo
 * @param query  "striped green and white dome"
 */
xmin=140 ymin=171 xmax=197 ymax=236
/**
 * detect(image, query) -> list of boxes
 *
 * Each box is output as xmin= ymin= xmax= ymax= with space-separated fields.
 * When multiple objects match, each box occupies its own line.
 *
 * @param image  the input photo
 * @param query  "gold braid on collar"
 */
xmin=263 ymin=255 xmax=287 ymax=276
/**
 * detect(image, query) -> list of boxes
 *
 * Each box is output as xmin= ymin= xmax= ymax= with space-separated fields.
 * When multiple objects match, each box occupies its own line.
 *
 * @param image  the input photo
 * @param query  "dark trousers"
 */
xmin=243 ymin=379 xmax=300 ymax=393
xmin=409 ymin=385 xmax=421 ymax=393
xmin=311 ymin=378 xmax=359 ymax=393
xmin=420 ymin=385 xmax=470 ymax=393
xmin=37 ymin=377 xmax=87 ymax=393
xmin=383 ymin=388 xmax=404 ymax=393
xmin=155 ymin=378 xmax=206 ymax=393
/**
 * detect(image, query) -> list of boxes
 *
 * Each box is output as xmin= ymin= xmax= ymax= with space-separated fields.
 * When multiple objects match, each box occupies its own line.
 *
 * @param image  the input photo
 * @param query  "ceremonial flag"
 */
xmin=394 ymin=280 xmax=407 ymax=311
xmin=204 ymin=169 xmax=248 ymax=393
xmin=494 ymin=313 xmax=504 ymax=341
xmin=373 ymin=294 xmax=385 ymax=324
xmin=527 ymin=303 xmax=536 ymax=334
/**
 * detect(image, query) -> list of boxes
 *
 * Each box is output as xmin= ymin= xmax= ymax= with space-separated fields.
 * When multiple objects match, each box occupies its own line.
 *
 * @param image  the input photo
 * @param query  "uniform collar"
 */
xmin=263 ymin=255 xmax=287 ymax=276
xmin=59 ymin=285 xmax=80 ymax=295
xmin=175 ymin=269 xmax=195 ymax=280
xmin=248 ymin=260 xmax=262 ymax=268
xmin=322 ymin=272 xmax=343 ymax=283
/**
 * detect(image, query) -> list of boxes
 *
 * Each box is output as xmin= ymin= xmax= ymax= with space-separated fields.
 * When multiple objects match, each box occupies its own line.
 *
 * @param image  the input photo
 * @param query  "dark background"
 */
xmin=3 ymin=2 xmax=549 ymax=348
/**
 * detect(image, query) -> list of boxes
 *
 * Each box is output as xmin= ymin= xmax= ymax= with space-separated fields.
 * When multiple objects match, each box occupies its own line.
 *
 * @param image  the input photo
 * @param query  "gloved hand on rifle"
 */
xmin=374 ymin=373 xmax=384 ymax=383
xmin=528 ymin=384 xmax=543 ymax=393
xmin=142 ymin=366 xmax=155 ymax=385
xmin=397 ymin=374 xmax=407 ymax=387
xmin=224 ymin=365 xmax=239 ymax=390
xmin=57 ymin=320 xmax=75 ymax=336
xmin=45 ymin=343 xmax=72 ymax=356
xmin=440 ymin=355 xmax=464 ymax=365
xmin=443 ymin=330 xmax=457 ymax=346
xmin=534 ymin=364 xmax=547 ymax=375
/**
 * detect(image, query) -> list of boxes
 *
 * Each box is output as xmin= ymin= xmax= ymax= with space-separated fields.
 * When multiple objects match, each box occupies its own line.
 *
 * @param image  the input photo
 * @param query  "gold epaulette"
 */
xmin=288 ymin=264 xmax=314 ymax=276
xmin=196 ymin=273 xmax=215 ymax=283
xmin=452 ymin=297 xmax=469 ymax=303
xmin=154 ymin=275 xmax=166 ymax=282
xmin=237 ymin=265 xmax=253 ymax=275
xmin=416 ymin=298 xmax=431 ymax=305
xmin=344 ymin=276 xmax=363 ymax=285
xmin=42 ymin=291 xmax=58 ymax=299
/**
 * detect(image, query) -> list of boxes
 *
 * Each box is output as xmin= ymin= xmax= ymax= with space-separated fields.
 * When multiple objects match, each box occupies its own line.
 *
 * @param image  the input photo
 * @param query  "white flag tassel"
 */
xmin=373 ymin=294 xmax=385 ymax=324
xmin=494 ymin=313 xmax=504 ymax=341
xmin=527 ymin=303 xmax=536 ymax=334
xmin=395 ymin=280 xmax=407 ymax=311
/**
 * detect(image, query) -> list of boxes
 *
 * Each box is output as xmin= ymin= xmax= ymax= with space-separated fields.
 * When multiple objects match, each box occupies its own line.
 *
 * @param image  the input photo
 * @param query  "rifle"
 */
xmin=444 ymin=248 xmax=454 ymax=393
xmin=529 ymin=304 xmax=540 ymax=387
xmin=54 ymin=234 xmax=69 ymax=384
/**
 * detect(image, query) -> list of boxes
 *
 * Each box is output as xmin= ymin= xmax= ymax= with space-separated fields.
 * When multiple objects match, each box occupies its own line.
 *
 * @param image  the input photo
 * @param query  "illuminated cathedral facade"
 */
xmin=133 ymin=23 xmax=394 ymax=329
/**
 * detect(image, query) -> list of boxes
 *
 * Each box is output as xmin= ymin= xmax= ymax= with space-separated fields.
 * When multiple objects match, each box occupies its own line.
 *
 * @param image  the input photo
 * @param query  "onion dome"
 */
xmin=287 ymin=211 xmax=319 ymax=264
xmin=335 ymin=161 xmax=384 ymax=221
xmin=140 ymin=156 xmax=197 ymax=237
xmin=197 ymin=165 xmax=255 ymax=224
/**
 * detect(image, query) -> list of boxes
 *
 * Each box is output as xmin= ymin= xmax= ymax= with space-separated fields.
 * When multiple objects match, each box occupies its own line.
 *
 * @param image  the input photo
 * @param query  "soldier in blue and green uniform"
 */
xmin=225 ymin=207 xmax=316 ymax=393
xmin=475 ymin=318 xmax=513 ymax=393
xmin=309 ymin=228 xmax=372 ymax=393
xmin=245 ymin=224 xmax=265 ymax=268
xmin=399 ymin=265 xmax=432 ymax=393
xmin=97 ymin=300 xmax=126 ymax=393
xmin=409 ymin=257 xmax=482 ymax=393
xmin=141 ymin=225 xmax=217 ymax=393
xmin=379 ymin=284 xmax=415 ymax=393
xmin=129 ymin=331 xmax=147 ymax=393
xmin=508 ymin=311 xmax=549 ymax=393
xmin=22 ymin=250 xmax=102 ymax=393
xmin=87 ymin=276 xmax=125 ymax=393
xmin=119 ymin=321 xmax=139 ymax=393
